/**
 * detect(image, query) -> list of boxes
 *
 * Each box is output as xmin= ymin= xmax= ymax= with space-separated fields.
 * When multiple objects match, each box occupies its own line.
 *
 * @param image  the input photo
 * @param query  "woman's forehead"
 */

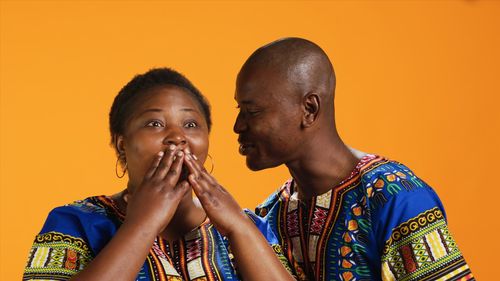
xmin=135 ymin=85 xmax=201 ymax=111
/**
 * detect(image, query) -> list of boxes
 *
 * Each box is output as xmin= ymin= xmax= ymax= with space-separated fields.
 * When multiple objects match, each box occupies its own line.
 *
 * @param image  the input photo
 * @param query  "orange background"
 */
xmin=1 ymin=0 xmax=498 ymax=279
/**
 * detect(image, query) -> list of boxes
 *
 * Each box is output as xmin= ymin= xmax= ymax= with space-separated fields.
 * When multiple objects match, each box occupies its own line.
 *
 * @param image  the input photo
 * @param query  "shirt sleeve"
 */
xmin=368 ymin=166 xmax=474 ymax=281
xmin=23 ymin=206 xmax=95 ymax=281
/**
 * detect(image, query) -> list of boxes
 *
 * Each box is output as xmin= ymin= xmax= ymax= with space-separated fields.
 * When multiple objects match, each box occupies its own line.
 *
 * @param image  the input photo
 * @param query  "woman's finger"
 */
xmin=188 ymin=174 xmax=214 ymax=207
xmin=174 ymin=180 xmax=191 ymax=198
xmin=185 ymin=153 xmax=228 ymax=194
xmin=164 ymin=150 xmax=185 ymax=186
xmin=183 ymin=153 xmax=202 ymax=179
xmin=154 ymin=145 xmax=178 ymax=179
xmin=144 ymin=151 xmax=165 ymax=180
xmin=200 ymin=169 xmax=218 ymax=186
xmin=185 ymin=153 xmax=217 ymax=184
xmin=185 ymin=154 xmax=224 ymax=193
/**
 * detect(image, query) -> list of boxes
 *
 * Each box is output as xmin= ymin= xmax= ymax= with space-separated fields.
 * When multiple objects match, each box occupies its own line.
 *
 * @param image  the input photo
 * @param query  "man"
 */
xmin=233 ymin=38 xmax=473 ymax=281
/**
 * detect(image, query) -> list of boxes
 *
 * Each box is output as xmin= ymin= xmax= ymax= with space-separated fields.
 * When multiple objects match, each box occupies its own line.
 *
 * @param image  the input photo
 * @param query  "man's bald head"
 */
xmin=238 ymin=37 xmax=336 ymax=105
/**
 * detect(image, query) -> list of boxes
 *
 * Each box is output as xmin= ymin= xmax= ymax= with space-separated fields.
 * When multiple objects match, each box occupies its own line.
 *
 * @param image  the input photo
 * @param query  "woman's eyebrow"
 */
xmin=136 ymin=108 xmax=199 ymax=117
xmin=180 ymin=108 xmax=197 ymax=112
xmin=137 ymin=108 xmax=163 ymax=117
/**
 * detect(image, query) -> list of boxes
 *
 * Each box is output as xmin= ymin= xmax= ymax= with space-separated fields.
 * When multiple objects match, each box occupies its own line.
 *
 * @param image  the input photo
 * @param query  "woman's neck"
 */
xmin=160 ymin=192 xmax=206 ymax=241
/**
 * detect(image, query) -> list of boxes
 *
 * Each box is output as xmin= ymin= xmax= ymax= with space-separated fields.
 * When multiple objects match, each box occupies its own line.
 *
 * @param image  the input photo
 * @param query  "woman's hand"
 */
xmin=183 ymin=152 xmax=295 ymax=281
xmin=183 ymin=152 xmax=252 ymax=237
xmin=68 ymin=146 xmax=191 ymax=281
xmin=124 ymin=145 xmax=190 ymax=235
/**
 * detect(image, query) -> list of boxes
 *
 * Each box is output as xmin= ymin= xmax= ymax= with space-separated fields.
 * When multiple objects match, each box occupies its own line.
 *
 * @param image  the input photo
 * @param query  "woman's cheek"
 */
xmin=125 ymin=142 xmax=163 ymax=186
xmin=187 ymin=136 xmax=209 ymax=160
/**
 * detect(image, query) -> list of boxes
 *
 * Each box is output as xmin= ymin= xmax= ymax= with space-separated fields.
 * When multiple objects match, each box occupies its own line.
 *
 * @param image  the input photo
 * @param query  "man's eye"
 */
xmin=184 ymin=121 xmax=198 ymax=128
xmin=247 ymin=110 xmax=261 ymax=116
xmin=146 ymin=121 xmax=163 ymax=127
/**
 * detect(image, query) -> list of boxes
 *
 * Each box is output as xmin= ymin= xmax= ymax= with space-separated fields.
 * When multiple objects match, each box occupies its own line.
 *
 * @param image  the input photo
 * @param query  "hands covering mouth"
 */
xmin=167 ymin=146 xmax=197 ymax=181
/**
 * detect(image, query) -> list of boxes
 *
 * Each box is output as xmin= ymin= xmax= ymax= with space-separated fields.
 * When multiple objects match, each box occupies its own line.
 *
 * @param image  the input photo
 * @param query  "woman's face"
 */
xmin=118 ymin=85 xmax=209 ymax=190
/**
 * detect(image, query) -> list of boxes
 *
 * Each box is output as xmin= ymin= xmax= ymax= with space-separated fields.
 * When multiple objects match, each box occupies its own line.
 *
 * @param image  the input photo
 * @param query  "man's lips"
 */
xmin=238 ymin=143 xmax=255 ymax=155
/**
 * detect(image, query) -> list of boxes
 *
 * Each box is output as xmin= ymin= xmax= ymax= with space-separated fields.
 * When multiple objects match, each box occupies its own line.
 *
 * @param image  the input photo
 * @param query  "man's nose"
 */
xmin=233 ymin=113 xmax=247 ymax=134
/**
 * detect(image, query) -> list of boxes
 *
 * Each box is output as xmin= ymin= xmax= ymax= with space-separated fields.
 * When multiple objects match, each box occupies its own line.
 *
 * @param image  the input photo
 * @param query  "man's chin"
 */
xmin=246 ymin=157 xmax=280 ymax=171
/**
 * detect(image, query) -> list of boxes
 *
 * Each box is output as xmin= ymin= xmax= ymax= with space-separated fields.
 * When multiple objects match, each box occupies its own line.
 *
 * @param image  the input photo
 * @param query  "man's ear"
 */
xmin=302 ymin=92 xmax=320 ymax=128
xmin=115 ymin=135 xmax=126 ymax=156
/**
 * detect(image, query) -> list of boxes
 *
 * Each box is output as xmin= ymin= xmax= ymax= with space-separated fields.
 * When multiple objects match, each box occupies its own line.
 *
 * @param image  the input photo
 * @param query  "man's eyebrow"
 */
xmin=238 ymin=100 xmax=255 ymax=105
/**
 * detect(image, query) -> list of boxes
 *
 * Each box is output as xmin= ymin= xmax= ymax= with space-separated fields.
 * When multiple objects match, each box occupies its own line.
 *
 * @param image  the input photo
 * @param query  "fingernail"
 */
xmin=193 ymin=154 xmax=198 ymax=160
xmin=169 ymin=144 xmax=176 ymax=151
xmin=177 ymin=151 xmax=184 ymax=157
xmin=158 ymin=151 xmax=164 ymax=157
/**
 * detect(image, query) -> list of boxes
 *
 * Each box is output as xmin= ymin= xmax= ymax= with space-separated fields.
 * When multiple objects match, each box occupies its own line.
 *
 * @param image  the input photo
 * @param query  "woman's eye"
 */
xmin=146 ymin=121 xmax=163 ymax=127
xmin=184 ymin=121 xmax=198 ymax=128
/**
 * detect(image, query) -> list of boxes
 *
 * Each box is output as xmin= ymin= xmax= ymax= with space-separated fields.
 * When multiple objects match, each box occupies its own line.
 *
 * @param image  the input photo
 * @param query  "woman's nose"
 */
xmin=163 ymin=127 xmax=187 ymax=147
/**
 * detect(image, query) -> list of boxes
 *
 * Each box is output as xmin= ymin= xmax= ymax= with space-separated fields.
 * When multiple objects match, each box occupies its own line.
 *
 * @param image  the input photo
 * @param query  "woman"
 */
xmin=23 ymin=68 xmax=294 ymax=281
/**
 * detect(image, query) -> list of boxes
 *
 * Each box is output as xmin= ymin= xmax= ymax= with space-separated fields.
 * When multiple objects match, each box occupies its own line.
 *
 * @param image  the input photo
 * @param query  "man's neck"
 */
xmin=286 ymin=137 xmax=361 ymax=201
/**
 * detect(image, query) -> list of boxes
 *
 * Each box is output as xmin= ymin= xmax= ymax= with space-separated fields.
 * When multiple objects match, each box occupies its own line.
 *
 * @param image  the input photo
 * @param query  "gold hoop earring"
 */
xmin=205 ymin=154 xmax=214 ymax=174
xmin=115 ymin=156 xmax=127 ymax=178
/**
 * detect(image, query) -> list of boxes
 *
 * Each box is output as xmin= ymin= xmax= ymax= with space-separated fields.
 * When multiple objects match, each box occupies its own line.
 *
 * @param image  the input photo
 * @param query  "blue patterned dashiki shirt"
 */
xmin=24 ymin=195 xmax=290 ymax=281
xmin=255 ymin=154 xmax=474 ymax=281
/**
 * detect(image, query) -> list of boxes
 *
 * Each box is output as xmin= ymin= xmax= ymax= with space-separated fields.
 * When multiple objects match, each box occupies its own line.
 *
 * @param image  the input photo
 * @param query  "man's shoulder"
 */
xmin=359 ymin=156 xmax=420 ymax=186
xmin=255 ymin=179 xmax=292 ymax=217
xmin=359 ymin=155 xmax=435 ymax=210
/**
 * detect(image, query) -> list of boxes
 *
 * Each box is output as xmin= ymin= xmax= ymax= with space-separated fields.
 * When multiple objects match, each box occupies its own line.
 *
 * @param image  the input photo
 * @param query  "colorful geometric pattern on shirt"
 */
xmin=256 ymin=154 xmax=474 ymax=281
xmin=67 ymin=198 xmax=109 ymax=216
xmin=267 ymin=155 xmax=384 ymax=281
xmin=23 ymin=195 xmax=245 ymax=281
xmin=24 ymin=232 xmax=93 ymax=281
xmin=362 ymin=161 xmax=428 ymax=211
xmin=95 ymin=196 xmax=237 ymax=281
xmin=381 ymin=207 xmax=474 ymax=281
